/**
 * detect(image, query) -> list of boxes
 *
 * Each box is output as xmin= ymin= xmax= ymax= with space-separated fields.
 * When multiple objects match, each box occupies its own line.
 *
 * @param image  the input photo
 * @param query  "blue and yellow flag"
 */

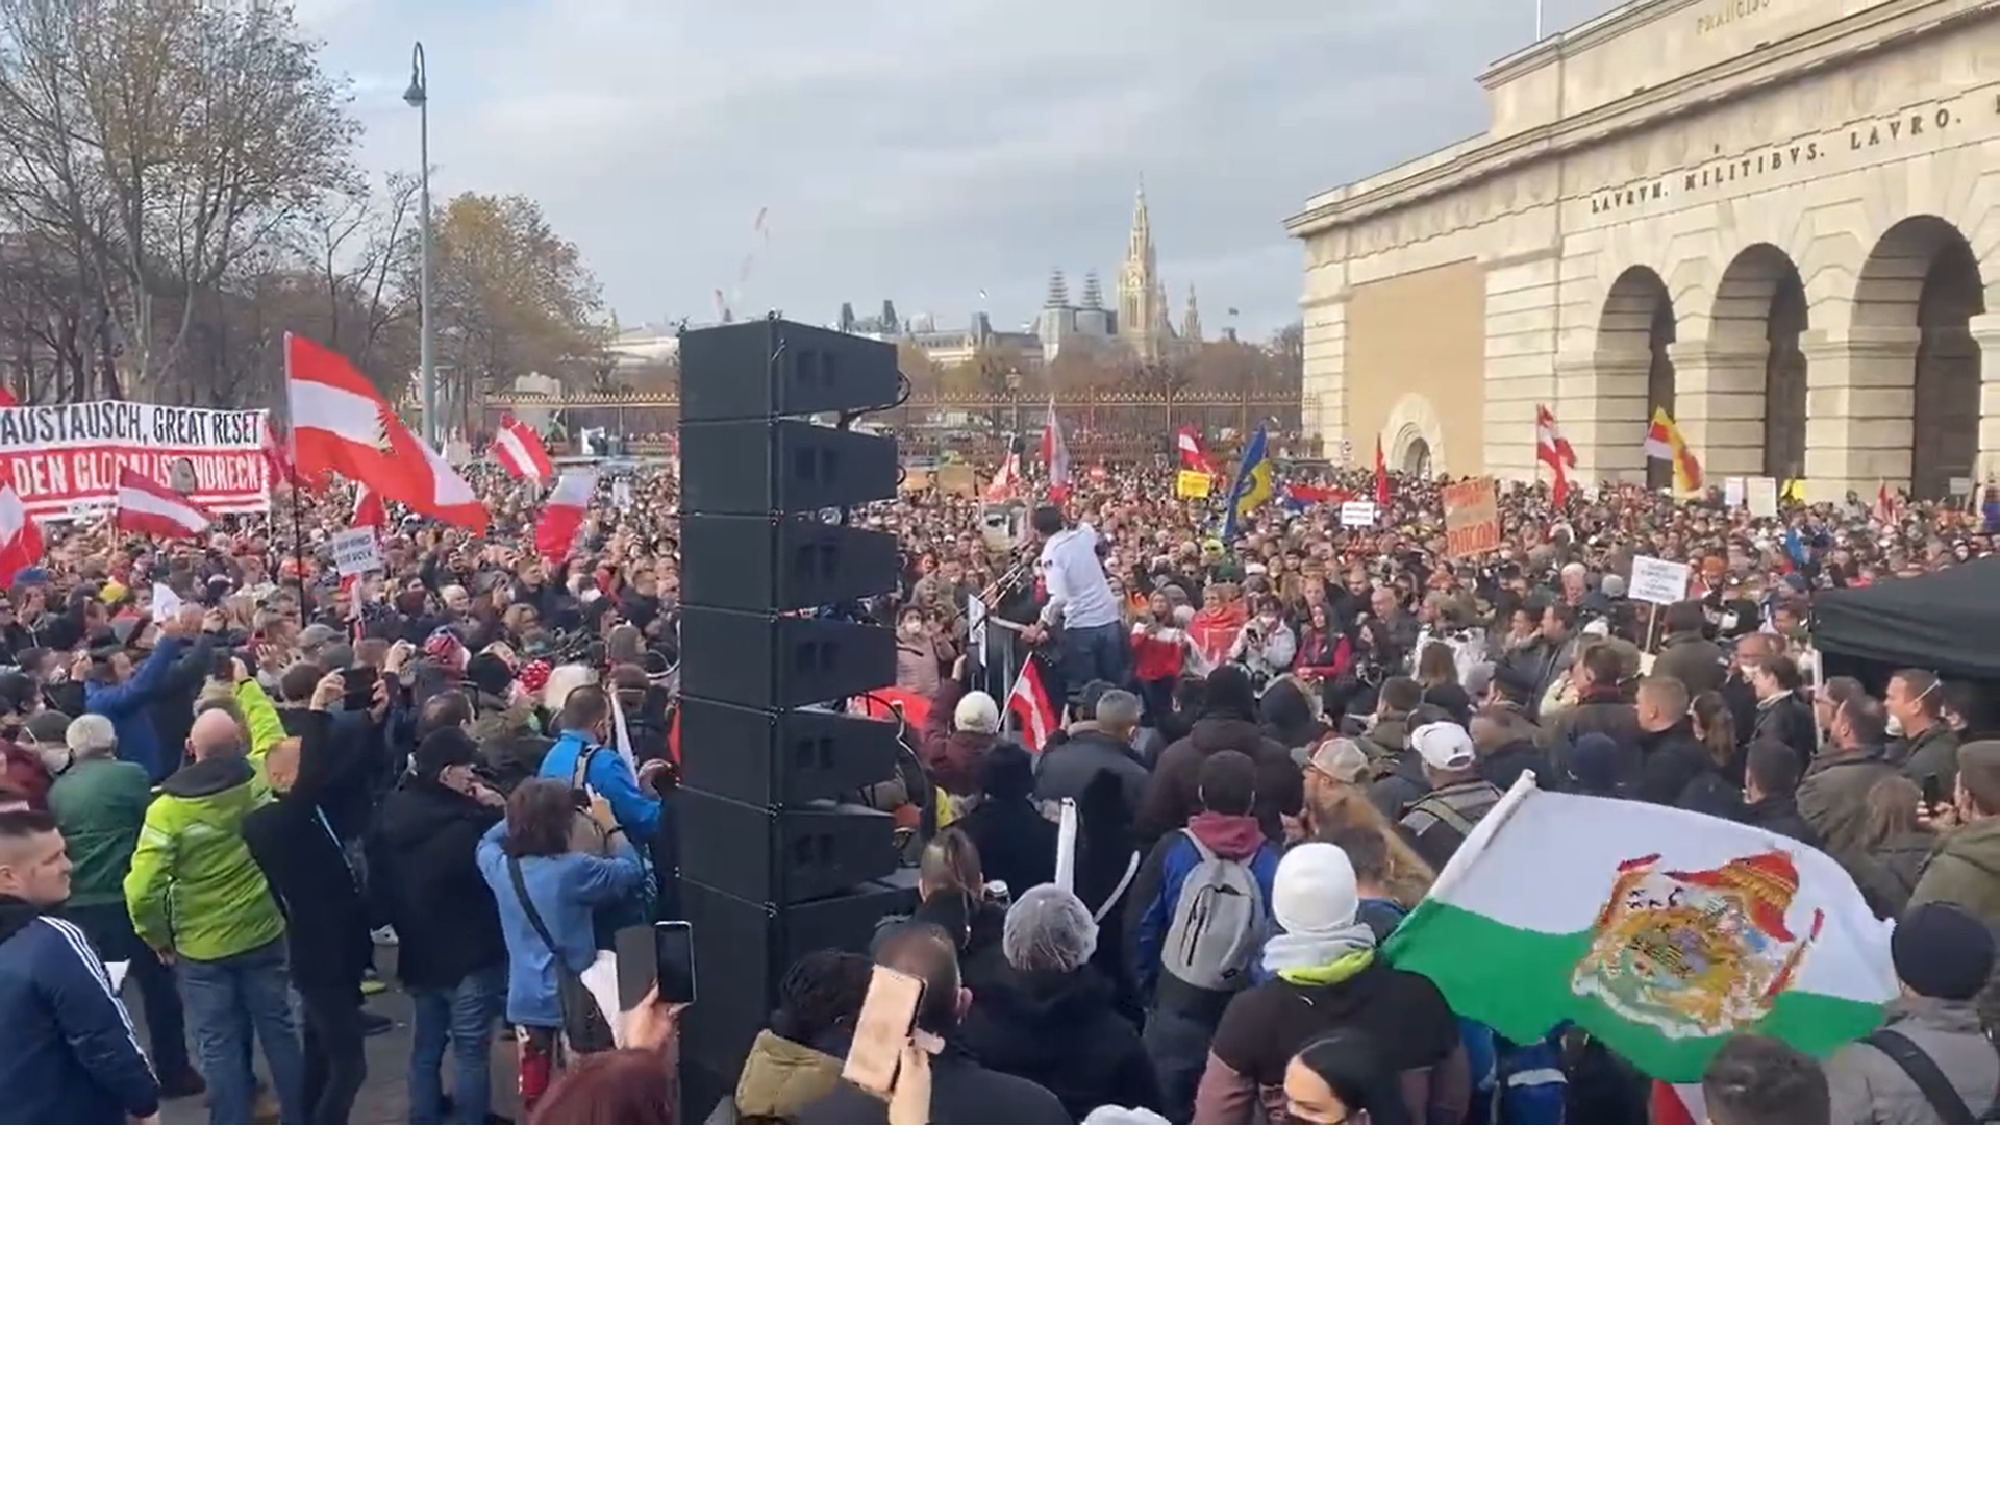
xmin=1219 ymin=424 xmax=1271 ymax=542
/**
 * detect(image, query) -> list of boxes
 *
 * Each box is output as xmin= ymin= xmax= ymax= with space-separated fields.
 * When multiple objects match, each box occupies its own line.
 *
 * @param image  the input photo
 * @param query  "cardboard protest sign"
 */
xmin=1628 ymin=554 xmax=1692 ymax=607
xmin=330 ymin=526 xmax=382 ymax=579
xmin=1442 ymin=477 xmax=1500 ymax=559
xmin=1176 ymin=470 xmax=1213 ymax=500
xmin=0 ymin=401 xmax=272 ymax=516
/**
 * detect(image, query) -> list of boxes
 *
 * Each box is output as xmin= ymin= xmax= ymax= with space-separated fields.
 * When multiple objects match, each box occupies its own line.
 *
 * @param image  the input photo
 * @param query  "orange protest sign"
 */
xmin=1443 ymin=477 xmax=1500 ymax=559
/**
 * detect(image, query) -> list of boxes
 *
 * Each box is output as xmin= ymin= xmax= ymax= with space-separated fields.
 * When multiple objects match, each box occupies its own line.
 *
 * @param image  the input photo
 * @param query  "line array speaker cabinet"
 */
xmin=677 ymin=514 xmax=900 ymax=614
xmin=677 ymin=318 xmax=902 ymax=424
xmin=673 ymin=316 xmax=914 ymax=1107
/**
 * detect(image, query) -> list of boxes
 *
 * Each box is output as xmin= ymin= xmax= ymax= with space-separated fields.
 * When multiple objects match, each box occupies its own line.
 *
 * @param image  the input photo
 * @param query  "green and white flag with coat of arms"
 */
xmin=1382 ymin=778 xmax=1898 ymax=1082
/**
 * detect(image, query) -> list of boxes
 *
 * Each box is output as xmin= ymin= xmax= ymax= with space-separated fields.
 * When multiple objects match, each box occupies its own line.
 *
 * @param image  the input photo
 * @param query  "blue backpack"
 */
xmin=1461 ymin=1021 xmax=1568 ymax=1125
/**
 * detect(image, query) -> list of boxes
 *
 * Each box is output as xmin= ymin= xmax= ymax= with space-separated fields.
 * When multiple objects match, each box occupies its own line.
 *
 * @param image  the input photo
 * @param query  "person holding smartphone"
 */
xmin=476 ymin=779 xmax=646 ymax=1115
xmin=794 ymin=924 xmax=1069 ymax=1126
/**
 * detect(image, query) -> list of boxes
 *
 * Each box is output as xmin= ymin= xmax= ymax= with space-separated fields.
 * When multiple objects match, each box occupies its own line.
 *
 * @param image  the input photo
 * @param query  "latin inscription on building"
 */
xmin=1697 ymin=0 xmax=1772 ymax=37
xmin=1587 ymin=94 xmax=1987 ymax=215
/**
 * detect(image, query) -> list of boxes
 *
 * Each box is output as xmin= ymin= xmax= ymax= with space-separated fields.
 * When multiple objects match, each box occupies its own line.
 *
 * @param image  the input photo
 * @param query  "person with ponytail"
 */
xmin=1679 ymin=691 xmax=1744 ymax=820
xmin=872 ymin=827 xmax=1006 ymax=962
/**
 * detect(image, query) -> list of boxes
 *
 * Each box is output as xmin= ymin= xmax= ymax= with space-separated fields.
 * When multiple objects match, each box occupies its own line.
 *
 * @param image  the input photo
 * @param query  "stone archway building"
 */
xmin=1286 ymin=0 xmax=2000 ymax=501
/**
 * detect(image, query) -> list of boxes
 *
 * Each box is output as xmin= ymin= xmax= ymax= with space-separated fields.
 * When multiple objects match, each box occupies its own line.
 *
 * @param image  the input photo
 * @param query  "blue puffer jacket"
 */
xmin=0 ymin=906 xmax=161 ymax=1124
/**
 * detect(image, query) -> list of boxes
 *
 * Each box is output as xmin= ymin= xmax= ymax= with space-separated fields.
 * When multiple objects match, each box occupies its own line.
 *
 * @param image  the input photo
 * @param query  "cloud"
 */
xmin=311 ymin=0 xmax=1614 ymax=336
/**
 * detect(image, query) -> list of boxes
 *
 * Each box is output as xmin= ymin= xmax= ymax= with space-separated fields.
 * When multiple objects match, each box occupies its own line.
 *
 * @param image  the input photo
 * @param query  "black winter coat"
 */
xmin=958 ymin=953 xmax=1161 ymax=1122
xmin=1136 ymin=713 xmax=1303 ymax=845
xmin=367 ymin=779 xmax=508 ymax=990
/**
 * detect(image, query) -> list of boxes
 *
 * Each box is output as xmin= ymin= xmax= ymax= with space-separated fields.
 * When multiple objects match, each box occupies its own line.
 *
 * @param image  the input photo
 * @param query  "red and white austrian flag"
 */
xmin=1535 ymin=404 xmax=1577 ymax=508
xmin=1042 ymin=397 xmax=1071 ymax=503
xmin=1007 ymin=656 xmax=1057 ymax=752
xmin=1176 ymin=426 xmax=1218 ymax=476
xmin=0 ymin=482 xmax=44 ymax=586
xmin=493 ymin=415 xmax=554 ymax=485
xmin=285 ymin=332 xmax=489 ymax=534
xmin=534 ymin=467 xmax=594 ymax=561
xmin=115 ymin=466 xmax=211 ymax=539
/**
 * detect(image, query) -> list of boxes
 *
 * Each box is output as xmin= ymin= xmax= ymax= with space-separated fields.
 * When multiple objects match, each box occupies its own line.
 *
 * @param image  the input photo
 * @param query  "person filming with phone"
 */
xmin=476 ymin=778 xmax=647 ymax=1116
xmin=795 ymin=923 xmax=1071 ymax=1125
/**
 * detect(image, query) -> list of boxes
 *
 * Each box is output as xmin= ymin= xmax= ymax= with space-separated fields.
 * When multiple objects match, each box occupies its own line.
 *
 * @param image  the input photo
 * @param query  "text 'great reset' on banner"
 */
xmin=0 ymin=401 xmax=271 ymax=516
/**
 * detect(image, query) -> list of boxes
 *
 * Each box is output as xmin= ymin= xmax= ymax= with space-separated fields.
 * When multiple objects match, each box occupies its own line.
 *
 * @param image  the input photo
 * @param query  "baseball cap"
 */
xmin=953 ymin=691 xmax=1001 ymax=734
xmin=1411 ymin=721 xmax=1477 ymax=772
xmin=1306 ymin=738 xmax=1372 ymax=784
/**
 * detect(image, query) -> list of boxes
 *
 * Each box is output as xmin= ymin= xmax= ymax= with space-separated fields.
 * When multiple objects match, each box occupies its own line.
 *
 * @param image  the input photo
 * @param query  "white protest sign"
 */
xmin=1746 ymin=476 xmax=1778 ymax=517
xmin=1723 ymin=476 xmax=1746 ymax=509
xmin=150 ymin=581 xmax=183 ymax=623
xmin=1628 ymin=554 xmax=1692 ymax=607
xmin=330 ymin=526 xmax=381 ymax=579
xmin=1339 ymin=500 xmax=1378 ymax=528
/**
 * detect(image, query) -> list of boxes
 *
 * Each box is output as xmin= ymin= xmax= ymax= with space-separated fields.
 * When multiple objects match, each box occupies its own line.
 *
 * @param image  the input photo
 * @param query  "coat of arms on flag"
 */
xmin=1571 ymin=852 xmax=1824 ymax=1042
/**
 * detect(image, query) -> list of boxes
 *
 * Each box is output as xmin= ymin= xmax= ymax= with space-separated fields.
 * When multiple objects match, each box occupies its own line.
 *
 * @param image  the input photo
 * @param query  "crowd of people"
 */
xmin=2 ymin=442 xmax=1996 ymax=1125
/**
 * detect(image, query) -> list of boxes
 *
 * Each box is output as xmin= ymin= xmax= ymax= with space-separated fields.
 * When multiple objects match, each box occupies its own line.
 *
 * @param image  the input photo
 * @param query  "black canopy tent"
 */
xmin=1811 ymin=558 xmax=2000 ymax=683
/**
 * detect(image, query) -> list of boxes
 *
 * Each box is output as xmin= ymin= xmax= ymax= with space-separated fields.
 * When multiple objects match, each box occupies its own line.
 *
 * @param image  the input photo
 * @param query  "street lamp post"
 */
xmin=1005 ymin=368 xmax=1022 ymax=444
xmin=404 ymin=43 xmax=435 ymax=448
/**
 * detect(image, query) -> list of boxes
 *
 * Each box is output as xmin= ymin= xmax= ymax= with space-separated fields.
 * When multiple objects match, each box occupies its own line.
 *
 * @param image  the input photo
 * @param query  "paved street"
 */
xmin=149 ymin=982 xmax=524 ymax=1126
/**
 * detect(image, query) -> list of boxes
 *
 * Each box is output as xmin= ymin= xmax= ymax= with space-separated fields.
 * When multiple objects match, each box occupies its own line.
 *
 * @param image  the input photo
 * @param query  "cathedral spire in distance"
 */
xmin=1045 ymin=267 xmax=1071 ymax=308
xmin=1128 ymin=179 xmax=1152 ymax=261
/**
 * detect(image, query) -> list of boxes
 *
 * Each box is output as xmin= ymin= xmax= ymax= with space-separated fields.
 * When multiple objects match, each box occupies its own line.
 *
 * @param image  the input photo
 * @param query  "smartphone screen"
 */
xmin=654 ymin=921 xmax=696 ymax=1008
xmin=842 ymin=966 xmax=925 ymax=1100
xmin=342 ymin=665 xmax=378 ymax=711
xmin=1922 ymin=774 xmax=1946 ymax=812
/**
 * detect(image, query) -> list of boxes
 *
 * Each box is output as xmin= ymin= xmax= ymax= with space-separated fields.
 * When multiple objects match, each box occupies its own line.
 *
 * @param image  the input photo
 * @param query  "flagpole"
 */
xmin=293 ymin=486 xmax=307 ymax=622
xmin=1535 ymin=0 xmax=1544 ymax=40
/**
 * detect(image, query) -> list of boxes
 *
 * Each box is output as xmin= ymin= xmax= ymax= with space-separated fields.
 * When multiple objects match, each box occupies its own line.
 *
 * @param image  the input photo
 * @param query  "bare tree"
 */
xmin=0 ymin=0 xmax=356 ymax=399
xmin=431 ymin=191 xmax=607 ymax=398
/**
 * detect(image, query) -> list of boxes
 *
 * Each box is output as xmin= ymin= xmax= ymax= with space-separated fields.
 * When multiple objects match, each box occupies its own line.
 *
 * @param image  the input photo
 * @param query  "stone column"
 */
xmin=1800 ymin=325 xmax=1922 ymax=502
xmin=1300 ymin=276 xmax=1350 ymax=461
xmin=1969 ymin=312 xmax=2000 ymax=485
xmin=1559 ymin=345 xmax=1651 ymax=484
xmin=1481 ymin=244 xmax=1561 ymax=483
xmin=1669 ymin=338 xmax=1771 ymax=484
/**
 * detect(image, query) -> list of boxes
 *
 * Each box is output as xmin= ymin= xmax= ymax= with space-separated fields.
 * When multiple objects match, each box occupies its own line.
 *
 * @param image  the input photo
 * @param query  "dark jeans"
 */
xmin=1058 ymin=621 xmax=1128 ymax=705
xmin=65 ymin=901 xmax=192 ymax=1079
xmin=298 ymin=980 xmax=369 ymax=1125
xmin=179 ymin=937 xmax=305 ymax=1125
xmin=1143 ymin=1007 xmax=1218 ymax=1125
xmin=407 ymin=965 xmax=507 ymax=1125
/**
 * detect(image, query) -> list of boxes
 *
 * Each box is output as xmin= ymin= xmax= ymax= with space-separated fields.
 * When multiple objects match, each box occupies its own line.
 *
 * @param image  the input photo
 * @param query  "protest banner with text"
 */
xmin=1442 ymin=477 xmax=1500 ymax=559
xmin=0 ymin=401 xmax=272 ymax=516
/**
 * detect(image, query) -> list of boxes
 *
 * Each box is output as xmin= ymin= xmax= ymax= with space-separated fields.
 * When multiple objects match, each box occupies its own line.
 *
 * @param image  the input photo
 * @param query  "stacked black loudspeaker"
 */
xmin=673 ymin=316 xmax=919 ymax=1120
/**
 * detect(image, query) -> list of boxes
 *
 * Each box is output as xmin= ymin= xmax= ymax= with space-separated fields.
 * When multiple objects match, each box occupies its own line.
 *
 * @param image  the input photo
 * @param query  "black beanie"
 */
xmin=412 ymin=726 xmax=479 ymax=784
xmin=1892 ymin=903 xmax=1995 ymax=1003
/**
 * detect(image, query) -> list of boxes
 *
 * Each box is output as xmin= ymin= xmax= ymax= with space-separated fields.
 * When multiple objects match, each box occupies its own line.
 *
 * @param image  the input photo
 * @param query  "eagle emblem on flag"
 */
xmin=1570 ymin=852 xmax=1824 ymax=1040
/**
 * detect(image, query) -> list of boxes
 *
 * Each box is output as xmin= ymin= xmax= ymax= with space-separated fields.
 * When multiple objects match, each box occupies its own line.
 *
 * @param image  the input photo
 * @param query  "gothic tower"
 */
xmin=1182 ymin=285 xmax=1203 ymax=346
xmin=1117 ymin=183 xmax=1162 ymax=363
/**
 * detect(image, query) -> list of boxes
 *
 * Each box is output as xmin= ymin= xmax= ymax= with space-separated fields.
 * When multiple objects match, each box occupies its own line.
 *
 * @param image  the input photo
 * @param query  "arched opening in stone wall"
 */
xmin=1856 ymin=216 xmax=1985 ymax=501
xmin=1712 ymin=244 xmax=1810 ymax=482
xmin=1594 ymin=266 xmax=1677 ymax=486
xmin=1399 ymin=434 xmax=1433 ymax=479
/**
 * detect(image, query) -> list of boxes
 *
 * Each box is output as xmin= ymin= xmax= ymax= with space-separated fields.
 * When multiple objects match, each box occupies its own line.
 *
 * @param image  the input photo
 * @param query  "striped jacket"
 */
xmin=0 ymin=912 xmax=160 ymax=1124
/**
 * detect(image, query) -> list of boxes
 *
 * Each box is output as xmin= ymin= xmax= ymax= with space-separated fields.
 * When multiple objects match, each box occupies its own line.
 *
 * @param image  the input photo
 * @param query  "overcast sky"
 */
xmin=302 ymin=0 xmax=1613 ymax=338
